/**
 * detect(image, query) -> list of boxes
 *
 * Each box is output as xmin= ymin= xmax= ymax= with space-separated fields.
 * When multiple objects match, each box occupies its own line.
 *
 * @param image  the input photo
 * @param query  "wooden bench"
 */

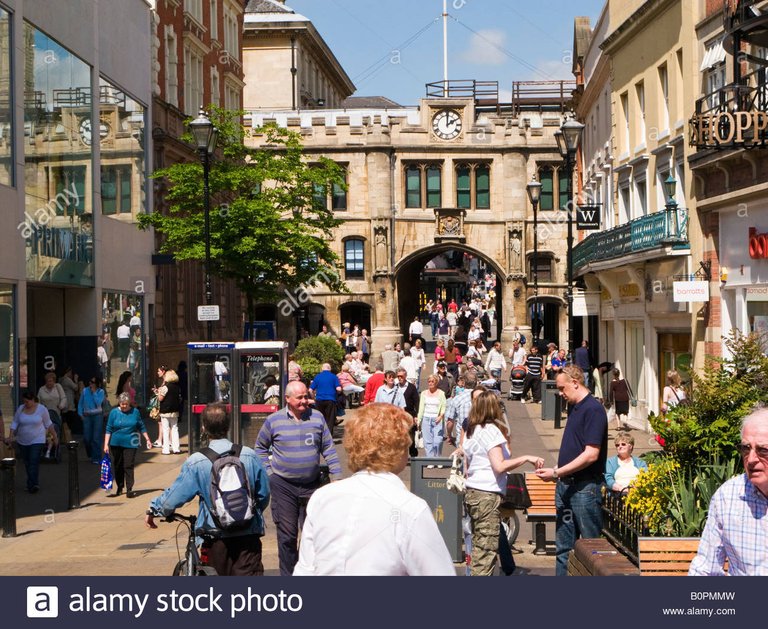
xmin=524 ymin=472 xmax=557 ymax=555
xmin=638 ymin=537 xmax=700 ymax=576
xmin=568 ymin=538 xmax=640 ymax=576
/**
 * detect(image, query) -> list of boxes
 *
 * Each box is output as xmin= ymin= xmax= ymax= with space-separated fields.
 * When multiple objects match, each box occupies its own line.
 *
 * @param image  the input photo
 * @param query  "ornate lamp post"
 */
xmin=555 ymin=115 xmax=585 ymax=360
xmin=664 ymin=174 xmax=680 ymax=238
xmin=527 ymin=175 xmax=542 ymax=343
xmin=189 ymin=110 xmax=219 ymax=341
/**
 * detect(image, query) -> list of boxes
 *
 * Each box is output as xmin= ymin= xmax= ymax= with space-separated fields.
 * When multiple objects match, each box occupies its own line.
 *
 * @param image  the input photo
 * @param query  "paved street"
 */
xmin=0 ymin=389 xmax=659 ymax=577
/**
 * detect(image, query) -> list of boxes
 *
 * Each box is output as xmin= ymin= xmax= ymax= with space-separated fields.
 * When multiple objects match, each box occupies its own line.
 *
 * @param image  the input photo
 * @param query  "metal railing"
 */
xmin=424 ymin=79 xmax=574 ymax=114
xmin=573 ymin=208 xmax=689 ymax=272
xmin=601 ymin=491 xmax=649 ymax=566
xmin=426 ymin=80 xmax=499 ymax=102
xmin=510 ymin=80 xmax=575 ymax=114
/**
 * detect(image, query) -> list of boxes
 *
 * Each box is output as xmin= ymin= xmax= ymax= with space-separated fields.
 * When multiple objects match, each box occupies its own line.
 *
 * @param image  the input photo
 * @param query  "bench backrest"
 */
xmin=637 ymin=537 xmax=699 ymax=576
xmin=525 ymin=472 xmax=556 ymax=515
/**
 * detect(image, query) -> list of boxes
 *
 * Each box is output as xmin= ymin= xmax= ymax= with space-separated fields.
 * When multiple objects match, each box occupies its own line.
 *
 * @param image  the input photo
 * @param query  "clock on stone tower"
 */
xmin=432 ymin=108 xmax=463 ymax=140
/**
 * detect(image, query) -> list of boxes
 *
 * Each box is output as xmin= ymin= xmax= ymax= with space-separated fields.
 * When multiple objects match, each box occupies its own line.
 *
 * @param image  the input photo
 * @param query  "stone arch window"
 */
xmin=343 ymin=236 xmax=365 ymax=279
xmin=404 ymin=162 xmax=443 ymax=208
xmin=455 ymin=162 xmax=491 ymax=209
xmin=528 ymin=253 xmax=554 ymax=283
xmin=537 ymin=165 xmax=570 ymax=211
xmin=311 ymin=162 xmax=348 ymax=211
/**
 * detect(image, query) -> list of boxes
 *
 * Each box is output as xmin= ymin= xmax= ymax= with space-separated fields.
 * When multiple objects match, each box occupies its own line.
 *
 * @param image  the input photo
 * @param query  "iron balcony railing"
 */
xmin=573 ymin=208 xmax=689 ymax=272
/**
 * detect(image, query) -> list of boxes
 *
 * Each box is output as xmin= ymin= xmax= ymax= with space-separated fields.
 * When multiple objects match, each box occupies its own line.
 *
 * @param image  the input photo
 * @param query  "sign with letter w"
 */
xmin=576 ymin=205 xmax=601 ymax=230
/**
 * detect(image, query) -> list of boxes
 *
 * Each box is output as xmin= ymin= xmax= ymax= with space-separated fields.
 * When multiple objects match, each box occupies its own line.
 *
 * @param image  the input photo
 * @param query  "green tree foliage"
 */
xmin=293 ymin=336 xmax=345 ymax=381
xmin=138 ymin=108 xmax=348 ymax=321
xmin=649 ymin=332 xmax=768 ymax=469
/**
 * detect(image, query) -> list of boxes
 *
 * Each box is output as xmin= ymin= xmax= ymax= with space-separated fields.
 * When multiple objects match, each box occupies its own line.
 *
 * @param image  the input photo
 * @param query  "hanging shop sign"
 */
xmin=673 ymin=280 xmax=709 ymax=302
xmin=576 ymin=205 xmax=601 ymax=230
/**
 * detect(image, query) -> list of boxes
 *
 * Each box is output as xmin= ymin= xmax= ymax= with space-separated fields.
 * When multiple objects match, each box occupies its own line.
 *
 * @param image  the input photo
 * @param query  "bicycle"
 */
xmin=162 ymin=513 xmax=219 ymax=576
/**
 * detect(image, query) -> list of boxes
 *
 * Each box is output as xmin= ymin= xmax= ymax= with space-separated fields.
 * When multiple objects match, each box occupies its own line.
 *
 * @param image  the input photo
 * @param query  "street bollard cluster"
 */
xmin=1 ymin=457 xmax=16 ymax=537
xmin=67 ymin=441 xmax=80 ymax=510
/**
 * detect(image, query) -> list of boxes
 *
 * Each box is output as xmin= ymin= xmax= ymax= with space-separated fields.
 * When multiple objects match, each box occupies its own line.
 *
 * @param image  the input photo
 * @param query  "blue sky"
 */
xmin=287 ymin=0 xmax=606 ymax=106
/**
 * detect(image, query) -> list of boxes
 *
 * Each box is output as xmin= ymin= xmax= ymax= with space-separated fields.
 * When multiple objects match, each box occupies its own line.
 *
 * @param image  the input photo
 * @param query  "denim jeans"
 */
xmin=421 ymin=417 xmax=444 ymax=458
xmin=82 ymin=413 xmax=103 ymax=463
xmin=555 ymin=478 xmax=603 ymax=576
xmin=16 ymin=443 xmax=45 ymax=490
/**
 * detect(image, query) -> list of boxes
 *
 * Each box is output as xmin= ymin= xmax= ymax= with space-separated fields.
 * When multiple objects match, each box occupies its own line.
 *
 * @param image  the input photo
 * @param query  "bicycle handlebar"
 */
xmin=162 ymin=513 xmax=197 ymax=525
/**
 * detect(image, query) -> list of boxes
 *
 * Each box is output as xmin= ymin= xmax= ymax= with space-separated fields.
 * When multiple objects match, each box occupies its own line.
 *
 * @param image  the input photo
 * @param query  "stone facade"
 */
xmin=246 ymin=100 xmax=572 ymax=356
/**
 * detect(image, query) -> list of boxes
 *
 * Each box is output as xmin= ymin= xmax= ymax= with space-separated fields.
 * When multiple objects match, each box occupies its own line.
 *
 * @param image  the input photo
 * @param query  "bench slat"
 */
xmin=639 ymin=552 xmax=698 ymax=562
xmin=638 ymin=539 xmax=700 ymax=552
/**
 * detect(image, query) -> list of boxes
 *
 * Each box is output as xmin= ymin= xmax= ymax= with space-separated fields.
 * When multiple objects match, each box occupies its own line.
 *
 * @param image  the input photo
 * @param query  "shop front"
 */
xmin=720 ymin=205 xmax=768 ymax=355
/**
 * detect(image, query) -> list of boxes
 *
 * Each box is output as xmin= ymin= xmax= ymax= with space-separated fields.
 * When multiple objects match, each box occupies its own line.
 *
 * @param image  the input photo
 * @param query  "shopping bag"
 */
xmin=446 ymin=453 xmax=465 ymax=495
xmin=100 ymin=453 xmax=114 ymax=491
xmin=415 ymin=430 xmax=424 ymax=449
xmin=148 ymin=396 xmax=160 ymax=421
xmin=502 ymin=473 xmax=532 ymax=510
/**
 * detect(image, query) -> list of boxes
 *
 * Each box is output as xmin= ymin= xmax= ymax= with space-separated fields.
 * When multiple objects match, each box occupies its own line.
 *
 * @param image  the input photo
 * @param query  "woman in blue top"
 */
xmin=103 ymin=393 xmax=151 ymax=498
xmin=78 ymin=376 xmax=106 ymax=464
xmin=604 ymin=431 xmax=648 ymax=495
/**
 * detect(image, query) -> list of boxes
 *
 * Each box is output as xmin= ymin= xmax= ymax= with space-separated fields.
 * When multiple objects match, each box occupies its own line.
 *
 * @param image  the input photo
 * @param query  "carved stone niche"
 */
xmin=507 ymin=221 xmax=524 ymax=276
xmin=373 ymin=223 xmax=389 ymax=275
xmin=434 ymin=207 xmax=467 ymax=243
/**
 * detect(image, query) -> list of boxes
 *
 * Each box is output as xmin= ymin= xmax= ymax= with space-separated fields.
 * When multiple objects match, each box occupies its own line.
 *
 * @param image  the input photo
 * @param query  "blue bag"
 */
xmin=100 ymin=453 xmax=114 ymax=490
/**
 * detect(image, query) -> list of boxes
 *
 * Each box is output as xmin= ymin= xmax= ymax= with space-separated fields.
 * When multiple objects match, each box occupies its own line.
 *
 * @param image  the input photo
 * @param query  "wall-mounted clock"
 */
xmin=432 ymin=108 xmax=462 ymax=140
xmin=79 ymin=117 xmax=109 ymax=146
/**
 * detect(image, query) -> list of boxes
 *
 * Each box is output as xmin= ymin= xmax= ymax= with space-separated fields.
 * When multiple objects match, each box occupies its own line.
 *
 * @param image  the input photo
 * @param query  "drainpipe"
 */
xmin=390 ymin=150 xmax=396 ymax=271
xmin=291 ymin=36 xmax=297 ymax=111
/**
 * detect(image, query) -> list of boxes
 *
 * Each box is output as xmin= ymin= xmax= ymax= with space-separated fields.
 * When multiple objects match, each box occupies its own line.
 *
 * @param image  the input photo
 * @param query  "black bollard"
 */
xmin=67 ymin=441 xmax=80 ymax=510
xmin=1 ymin=458 xmax=16 ymax=537
xmin=554 ymin=395 xmax=563 ymax=430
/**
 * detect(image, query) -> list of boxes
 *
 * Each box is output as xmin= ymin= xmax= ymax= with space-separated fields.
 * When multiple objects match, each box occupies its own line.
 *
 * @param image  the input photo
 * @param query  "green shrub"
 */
xmin=294 ymin=336 xmax=344 ymax=380
xmin=649 ymin=331 xmax=768 ymax=469
xmin=660 ymin=457 xmax=739 ymax=537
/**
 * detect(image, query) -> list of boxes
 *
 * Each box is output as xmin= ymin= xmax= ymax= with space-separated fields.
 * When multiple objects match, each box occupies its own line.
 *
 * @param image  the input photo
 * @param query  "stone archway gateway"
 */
xmin=245 ymin=92 xmax=572 ymax=354
xmin=394 ymin=244 xmax=505 ymax=344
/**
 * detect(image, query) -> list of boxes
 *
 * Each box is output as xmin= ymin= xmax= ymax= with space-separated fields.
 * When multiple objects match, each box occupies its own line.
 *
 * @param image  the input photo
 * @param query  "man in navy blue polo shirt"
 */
xmin=310 ymin=363 xmax=342 ymax=434
xmin=536 ymin=365 xmax=608 ymax=576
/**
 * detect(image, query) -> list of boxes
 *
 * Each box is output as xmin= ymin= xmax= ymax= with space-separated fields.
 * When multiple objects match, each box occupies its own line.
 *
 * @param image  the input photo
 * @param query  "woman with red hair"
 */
xmin=294 ymin=404 xmax=455 ymax=576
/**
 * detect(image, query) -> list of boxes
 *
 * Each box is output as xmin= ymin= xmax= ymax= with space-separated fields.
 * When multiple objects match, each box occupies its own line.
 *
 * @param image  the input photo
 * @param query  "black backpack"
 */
xmin=201 ymin=445 xmax=255 ymax=531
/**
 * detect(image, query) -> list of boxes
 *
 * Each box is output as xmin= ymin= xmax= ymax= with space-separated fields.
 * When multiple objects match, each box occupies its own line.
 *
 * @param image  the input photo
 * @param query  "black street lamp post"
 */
xmin=555 ymin=115 xmax=584 ymax=361
xmin=527 ymin=175 xmax=542 ymax=343
xmin=189 ymin=110 xmax=219 ymax=342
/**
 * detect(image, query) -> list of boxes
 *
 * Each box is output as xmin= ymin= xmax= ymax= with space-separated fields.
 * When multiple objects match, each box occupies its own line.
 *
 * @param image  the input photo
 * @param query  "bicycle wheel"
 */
xmin=171 ymin=560 xmax=187 ymax=576
xmin=501 ymin=511 xmax=520 ymax=548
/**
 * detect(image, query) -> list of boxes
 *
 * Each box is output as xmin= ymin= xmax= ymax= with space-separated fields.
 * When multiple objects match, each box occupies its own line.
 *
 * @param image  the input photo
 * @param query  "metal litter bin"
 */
xmin=541 ymin=380 xmax=562 ymax=421
xmin=409 ymin=457 xmax=463 ymax=562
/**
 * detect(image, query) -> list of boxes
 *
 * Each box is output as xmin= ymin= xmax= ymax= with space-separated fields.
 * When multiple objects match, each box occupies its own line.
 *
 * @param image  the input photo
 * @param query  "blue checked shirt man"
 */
xmin=445 ymin=372 xmax=477 ymax=445
xmin=689 ymin=407 xmax=768 ymax=576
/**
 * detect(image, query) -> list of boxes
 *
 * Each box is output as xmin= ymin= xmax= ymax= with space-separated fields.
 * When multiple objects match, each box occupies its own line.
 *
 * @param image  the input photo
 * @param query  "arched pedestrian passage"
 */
xmin=394 ymin=245 xmax=504 ymax=345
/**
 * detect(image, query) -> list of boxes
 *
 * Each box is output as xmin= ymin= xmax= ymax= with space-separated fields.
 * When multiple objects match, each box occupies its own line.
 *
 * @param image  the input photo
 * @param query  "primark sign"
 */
xmin=576 ymin=205 xmax=601 ymax=230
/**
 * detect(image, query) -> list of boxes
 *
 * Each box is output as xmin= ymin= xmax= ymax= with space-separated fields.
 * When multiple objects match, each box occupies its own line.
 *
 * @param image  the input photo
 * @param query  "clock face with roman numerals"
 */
xmin=432 ymin=109 xmax=462 ymax=140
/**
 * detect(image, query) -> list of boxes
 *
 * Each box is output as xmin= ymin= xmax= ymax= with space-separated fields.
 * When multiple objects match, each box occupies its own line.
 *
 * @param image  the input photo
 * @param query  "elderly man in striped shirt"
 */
xmin=689 ymin=406 xmax=768 ymax=576
xmin=256 ymin=380 xmax=342 ymax=576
